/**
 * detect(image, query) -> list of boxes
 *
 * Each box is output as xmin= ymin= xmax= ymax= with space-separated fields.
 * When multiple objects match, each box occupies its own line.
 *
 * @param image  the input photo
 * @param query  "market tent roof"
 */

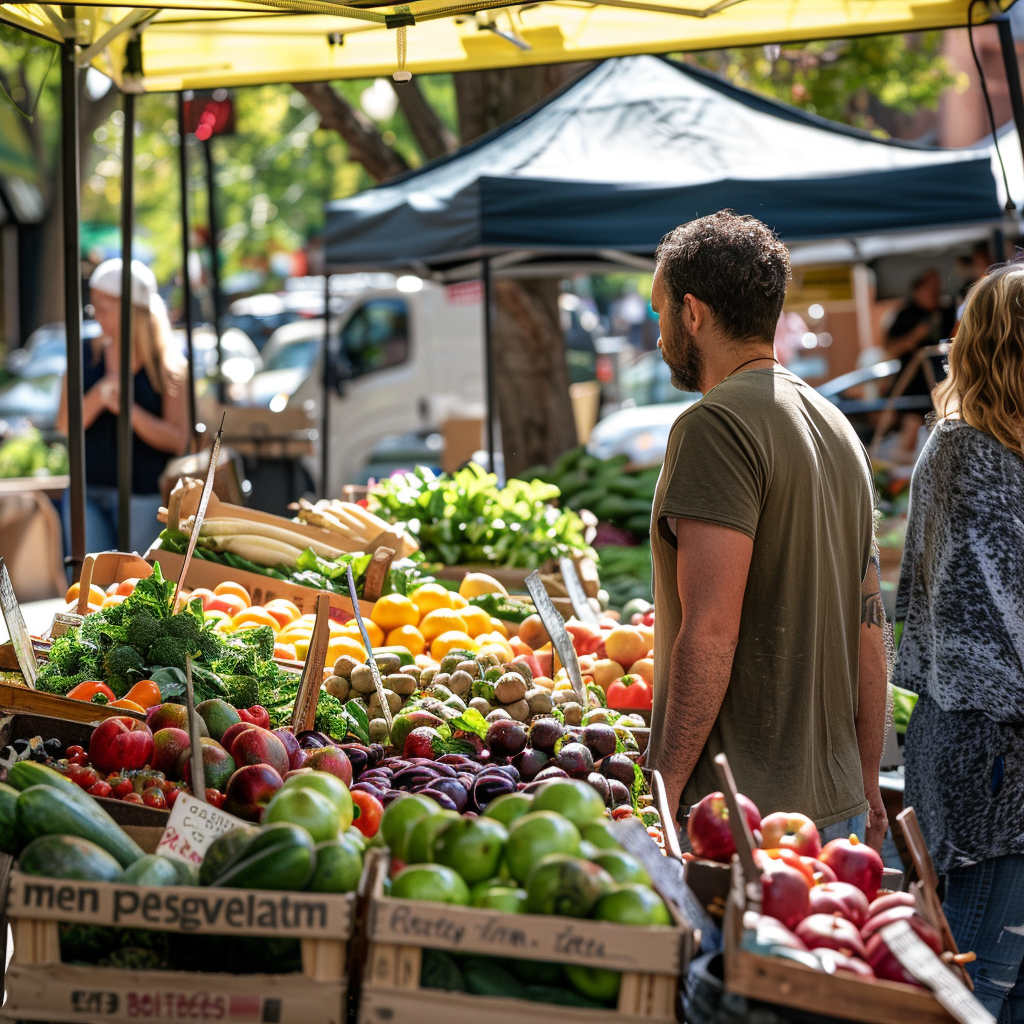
xmin=0 ymin=0 xmax=1017 ymax=91
xmin=321 ymin=55 xmax=1002 ymax=271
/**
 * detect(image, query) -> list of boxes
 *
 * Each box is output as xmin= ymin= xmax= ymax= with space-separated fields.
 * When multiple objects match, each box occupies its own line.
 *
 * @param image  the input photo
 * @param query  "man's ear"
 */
xmin=683 ymin=293 xmax=706 ymax=333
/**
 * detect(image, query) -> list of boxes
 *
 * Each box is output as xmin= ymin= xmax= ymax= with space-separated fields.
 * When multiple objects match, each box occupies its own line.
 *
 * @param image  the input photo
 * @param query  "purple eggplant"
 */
xmin=427 ymin=777 xmax=469 ymax=812
xmin=351 ymin=782 xmax=386 ymax=802
xmin=392 ymin=766 xmax=439 ymax=791
xmin=469 ymin=772 xmax=517 ymax=811
xmin=296 ymin=731 xmax=328 ymax=749
xmin=339 ymin=744 xmax=369 ymax=779
xmin=429 ymin=762 xmax=458 ymax=779
xmin=533 ymin=765 xmax=570 ymax=783
xmin=381 ymin=789 xmax=405 ymax=806
xmin=419 ymin=788 xmax=459 ymax=812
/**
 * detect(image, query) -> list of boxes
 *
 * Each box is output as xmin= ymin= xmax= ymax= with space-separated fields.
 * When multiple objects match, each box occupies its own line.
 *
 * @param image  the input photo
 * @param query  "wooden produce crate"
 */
xmin=722 ymin=865 xmax=964 ymax=1024
xmin=2 ymin=872 xmax=354 ymax=1024
xmin=358 ymin=851 xmax=692 ymax=1024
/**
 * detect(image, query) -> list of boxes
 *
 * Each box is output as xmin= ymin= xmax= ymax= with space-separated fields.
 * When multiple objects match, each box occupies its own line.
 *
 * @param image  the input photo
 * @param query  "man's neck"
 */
xmin=701 ymin=342 xmax=776 ymax=393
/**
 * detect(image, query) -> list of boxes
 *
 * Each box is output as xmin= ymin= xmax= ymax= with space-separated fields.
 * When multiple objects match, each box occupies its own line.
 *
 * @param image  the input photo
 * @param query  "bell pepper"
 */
xmin=124 ymin=679 xmax=162 ymax=709
xmin=67 ymin=680 xmax=117 ymax=704
xmin=237 ymin=705 xmax=270 ymax=730
xmin=606 ymin=674 xmax=653 ymax=710
xmin=110 ymin=698 xmax=147 ymax=714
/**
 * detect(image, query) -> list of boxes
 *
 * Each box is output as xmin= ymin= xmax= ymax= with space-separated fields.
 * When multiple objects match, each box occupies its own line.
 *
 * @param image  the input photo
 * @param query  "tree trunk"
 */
xmin=394 ymin=80 xmax=458 ymax=161
xmin=454 ymin=65 xmax=591 ymax=473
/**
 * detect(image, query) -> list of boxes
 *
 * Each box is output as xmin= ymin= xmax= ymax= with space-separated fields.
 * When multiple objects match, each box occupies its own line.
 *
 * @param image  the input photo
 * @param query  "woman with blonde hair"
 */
xmin=57 ymin=259 xmax=190 ymax=555
xmin=895 ymin=260 xmax=1024 ymax=1020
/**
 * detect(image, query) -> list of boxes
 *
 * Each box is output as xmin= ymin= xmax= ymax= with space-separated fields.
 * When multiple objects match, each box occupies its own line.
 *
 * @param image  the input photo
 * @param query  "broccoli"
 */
xmin=224 ymin=675 xmax=260 ymax=709
xmin=124 ymin=563 xmax=175 ymax=619
xmin=195 ymin=627 xmax=226 ymax=663
xmin=103 ymin=646 xmax=146 ymax=697
xmin=126 ymin=612 xmax=165 ymax=654
xmin=146 ymin=636 xmax=190 ymax=672
xmin=165 ymin=612 xmax=202 ymax=644
xmin=38 ymin=633 xmax=100 ymax=694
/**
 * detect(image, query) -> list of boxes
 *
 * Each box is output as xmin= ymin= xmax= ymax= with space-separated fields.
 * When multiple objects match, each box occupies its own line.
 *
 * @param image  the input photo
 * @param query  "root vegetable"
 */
xmin=494 ymin=673 xmax=528 ymax=704
xmin=349 ymin=665 xmax=377 ymax=694
xmin=325 ymin=676 xmax=351 ymax=701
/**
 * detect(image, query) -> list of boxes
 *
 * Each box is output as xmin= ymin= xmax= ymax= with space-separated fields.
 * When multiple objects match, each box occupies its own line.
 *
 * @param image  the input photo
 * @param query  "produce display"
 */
xmin=291 ymin=496 xmax=418 ymax=558
xmin=594 ymin=543 xmax=653 ymax=614
xmin=687 ymin=790 xmax=951 ymax=990
xmin=367 ymin=463 xmax=593 ymax=568
xmin=0 ymin=426 xmax=69 ymax=478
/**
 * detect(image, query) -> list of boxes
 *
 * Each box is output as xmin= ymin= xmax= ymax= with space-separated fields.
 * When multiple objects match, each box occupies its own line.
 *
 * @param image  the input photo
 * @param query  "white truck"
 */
xmin=223 ymin=275 xmax=486 ymax=495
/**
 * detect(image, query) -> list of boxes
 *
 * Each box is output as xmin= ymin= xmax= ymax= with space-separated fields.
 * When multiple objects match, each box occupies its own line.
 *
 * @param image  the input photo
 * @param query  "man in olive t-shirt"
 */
xmin=644 ymin=212 xmax=889 ymax=850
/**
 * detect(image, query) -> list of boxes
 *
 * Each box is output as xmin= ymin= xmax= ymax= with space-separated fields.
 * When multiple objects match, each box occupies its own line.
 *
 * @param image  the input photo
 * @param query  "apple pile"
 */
xmin=688 ymin=792 xmax=945 ymax=987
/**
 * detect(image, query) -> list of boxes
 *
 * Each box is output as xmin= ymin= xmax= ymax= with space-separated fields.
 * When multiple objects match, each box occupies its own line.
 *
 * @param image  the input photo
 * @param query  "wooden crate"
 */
xmin=722 ymin=866 xmax=958 ymax=1024
xmin=358 ymin=851 xmax=691 ymax=1023
xmin=2 ymin=871 xmax=354 ymax=1024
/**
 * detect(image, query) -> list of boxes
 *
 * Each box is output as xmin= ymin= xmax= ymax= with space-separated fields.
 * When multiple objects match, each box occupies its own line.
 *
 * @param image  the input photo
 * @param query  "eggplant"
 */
xmin=419 ymin=788 xmax=459 ymax=812
xmin=511 ymin=748 xmax=549 ymax=782
xmin=470 ymin=772 xmax=517 ymax=811
xmin=296 ymin=731 xmax=329 ymax=749
xmin=533 ymin=765 xmax=570 ymax=783
xmin=392 ymin=766 xmax=439 ymax=791
xmin=339 ymin=745 xmax=369 ymax=779
xmin=587 ymin=772 xmax=612 ymax=805
xmin=351 ymin=782 xmax=386 ymax=802
xmin=381 ymin=790 xmax=405 ymax=806
xmin=436 ymin=754 xmax=470 ymax=767
xmin=427 ymin=777 xmax=469 ymax=812
xmin=367 ymin=743 xmax=385 ymax=768
xmin=429 ymin=762 xmax=458 ymax=780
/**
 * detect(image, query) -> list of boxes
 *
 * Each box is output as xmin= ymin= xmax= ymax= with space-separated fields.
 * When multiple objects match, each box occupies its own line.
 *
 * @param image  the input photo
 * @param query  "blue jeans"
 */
xmin=944 ymin=855 xmax=1024 ymax=1023
xmin=820 ymin=813 xmax=867 ymax=845
xmin=61 ymin=487 xmax=163 ymax=565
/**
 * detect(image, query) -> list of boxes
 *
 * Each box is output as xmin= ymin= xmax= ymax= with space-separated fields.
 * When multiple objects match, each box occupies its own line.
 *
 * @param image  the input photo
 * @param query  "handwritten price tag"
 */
xmin=156 ymin=793 xmax=247 ymax=867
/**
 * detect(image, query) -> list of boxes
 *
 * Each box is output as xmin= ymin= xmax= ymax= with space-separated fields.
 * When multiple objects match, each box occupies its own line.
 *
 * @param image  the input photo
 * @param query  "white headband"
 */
xmin=89 ymin=258 xmax=158 ymax=310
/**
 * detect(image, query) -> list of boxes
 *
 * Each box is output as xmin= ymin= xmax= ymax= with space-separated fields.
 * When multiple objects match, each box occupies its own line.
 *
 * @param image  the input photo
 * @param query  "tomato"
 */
xmin=142 ymin=786 xmax=167 ymax=809
xmin=351 ymin=790 xmax=384 ymax=837
xmin=121 ymin=792 xmax=144 ymax=805
xmin=66 ymin=745 xmax=88 ymax=766
xmin=111 ymin=778 xmax=135 ymax=800
xmin=165 ymin=787 xmax=182 ymax=808
xmin=204 ymin=789 xmax=226 ymax=809
xmin=73 ymin=767 xmax=100 ymax=790
xmin=87 ymin=781 xmax=112 ymax=798
xmin=605 ymin=674 xmax=653 ymax=710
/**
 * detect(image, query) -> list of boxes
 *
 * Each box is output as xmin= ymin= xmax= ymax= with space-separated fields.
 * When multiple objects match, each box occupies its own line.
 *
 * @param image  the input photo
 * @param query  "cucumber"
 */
xmin=121 ymin=854 xmax=180 ymax=887
xmin=0 ymin=782 xmax=19 ymax=854
xmin=200 ymin=825 xmax=260 ymax=885
xmin=167 ymin=859 xmax=200 ymax=886
xmin=212 ymin=823 xmax=316 ymax=891
xmin=19 ymin=834 xmax=124 ymax=882
xmin=16 ymin=785 xmax=144 ymax=868
xmin=7 ymin=761 xmax=79 ymax=793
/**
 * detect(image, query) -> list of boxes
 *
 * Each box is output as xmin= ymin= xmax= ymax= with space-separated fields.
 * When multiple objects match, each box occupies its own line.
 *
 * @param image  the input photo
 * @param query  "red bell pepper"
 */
xmin=606 ymin=674 xmax=653 ymax=710
xmin=237 ymin=705 xmax=270 ymax=730
xmin=351 ymin=790 xmax=384 ymax=837
xmin=67 ymin=680 xmax=117 ymax=704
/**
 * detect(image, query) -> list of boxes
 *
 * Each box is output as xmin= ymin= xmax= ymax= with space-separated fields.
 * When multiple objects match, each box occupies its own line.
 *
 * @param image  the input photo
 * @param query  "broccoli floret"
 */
xmin=224 ymin=675 xmax=260 ymax=709
xmin=39 ymin=633 xmax=100 ymax=693
xmin=103 ymin=646 xmax=146 ymax=697
xmin=124 ymin=563 xmax=175 ymax=620
xmin=165 ymin=612 xmax=201 ymax=644
xmin=146 ymin=636 xmax=190 ymax=671
xmin=196 ymin=627 xmax=226 ymax=663
xmin=126 ymin=612 xmax=165 ymax=654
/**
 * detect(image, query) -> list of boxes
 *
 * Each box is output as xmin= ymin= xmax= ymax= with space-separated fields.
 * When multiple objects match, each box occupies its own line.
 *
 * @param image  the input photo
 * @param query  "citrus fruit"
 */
xmin=386 ymin=624 xmax=426 ymax=656
xmin=459 ymin=572 xmax=508 ymax=599
xmin=283 ymin=771 xmax=354 ymax=831
xmin=532 ymin=779 xmax=606 ymax=828
xmin=593 ymin=884 xmax=671 ymax=926
xmin=231 ymin=607 xmax=281 ymax=632
xmin=505 ymin=811 xmax=581 ymax=884
xmin=590 ymin=850 xmax=651 ymax=886
xmin=433 ymin=817 xmax=508 ymax=884
xmin=371 ymin=594 xmax=419 ymax=632
xmin=459 ymin=606 xmax=493 ymax=637
xmin=524 ymin=854 xmax=615 ymax=916
xmin=264 ymin=598 xmax=301 ymax=629
xmin=431 ymin=631 xmax=479 ymax=660
xmin=406 ymin=809 xmax=460 ymax=864
xmin=327 ymin=636 xmax=369 ymax=665
xmin=581 ymin=820 xmax=623 ymax=851
xmin=308 ymin=840 xmax=363 ymax=893
xmin=263 ymin=788 xmax=338 ymax=844
xmin=411 ymin=583 xmax=454 ymax=618
xmin=420 ymin=608 xmax=469 ymax=643
xmin=213 ymin=581 xmax=251 ymax=606
xmin=380 ymin=793 xmax=443 ymax=862
xmin=391 ymin=864 xmax=470 ymax=905
xmin=564 ymin=964 xmax=621 ymax=1002
xmin=489 ymin=618 xmax=509 ymax=637
xmin=474 ymin=886 xmax=527 ymax=913
xmin=483 ymin=792 xmax=534 ymax=827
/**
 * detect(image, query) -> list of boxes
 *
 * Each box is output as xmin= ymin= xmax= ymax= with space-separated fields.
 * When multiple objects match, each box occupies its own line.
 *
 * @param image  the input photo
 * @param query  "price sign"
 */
xmin=526 ymin=569 xmax=585 ymax=705
xmin=156 ymin=792 xmax=247 ymax=868
xmin=0 ymin=557 xmax=38 ymax=686
xmin=558 ymin=557 xmax=599 ymax=626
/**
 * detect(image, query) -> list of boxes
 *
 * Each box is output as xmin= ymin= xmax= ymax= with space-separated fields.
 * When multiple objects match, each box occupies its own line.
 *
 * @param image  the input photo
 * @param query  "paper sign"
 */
xmin=526 ymin=569 xmax=585 ymax=703
xmin=156 ymin=792 xmax=247 ymax=868
xmin=0 ymin=557 xmax=38 ymax=686
xmin=558 ymin=556 xmax=599 ymax=625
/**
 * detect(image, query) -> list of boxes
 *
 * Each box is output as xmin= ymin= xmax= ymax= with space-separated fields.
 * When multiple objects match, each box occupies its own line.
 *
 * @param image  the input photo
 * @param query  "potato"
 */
xmin=430 ymin=684 xmax=453 ymax=701
xmin=445 ymin=695 xmax=467 ymax=713
xmin=333 ymin=655 xmax=361 ymax=680
xmin=526 ymin=688 xmax=553 ymax=716
xmin=486 ymin=708 xmax=512 ymax=723
xmin=387 ymin=673 xmax=418 ymax=696
xmin=447 ymin=670 xmax=474 ymax=699
xmin=419 ymin=667 xmax=437 ymax=686
xmin=455 ymin=660 xmax=480 ymax=678
xmin=431 ymin=672 xmax=451 ymax=691
xmin=368 ymin=689 xmax=402 ymax=718
xmin=504 ymin=699 xmax=531 ymax=722
xmin=373 ymin=653 xmax=403 ymax=676
xmin=468 ymin=696 xmax=493 ymax=716
xmin=349 ymin=664 xmax=376 ymax=694
xmin=561 ymin=701 xmax=583 ymax=726
xmin=552 ymin=688 xmax=578 ymax=705
xmin=368 ymin=719 xmax=390 ymax=744
xmin=494 ymin=672 xmax=528 ymax=704
xmin=325 ymin=675 xmax=351 ymax=701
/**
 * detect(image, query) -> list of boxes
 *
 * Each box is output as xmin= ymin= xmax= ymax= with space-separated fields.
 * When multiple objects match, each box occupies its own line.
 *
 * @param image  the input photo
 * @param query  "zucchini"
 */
xmin=16 ymin=784 xmax=144 ymax=868
xmin=19 ymin=834 xmax=124 ymax=882
xmin=0 ymin=781 xmax=19 ymax=854
xmin=121 ymin=854 xmax=180 ymax=887
xmin=211 ymin=823 xmax=316 ymax=891
xmin=200 ymin=825 xmax=260 ymax=885
xmin=167 ymin=859 xmax=200 ymax=886
xmin=7 ymin=761 xmax=79 ymax=793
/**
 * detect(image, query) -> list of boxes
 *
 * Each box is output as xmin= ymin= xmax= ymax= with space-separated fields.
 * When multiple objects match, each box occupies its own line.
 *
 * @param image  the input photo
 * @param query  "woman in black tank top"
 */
xmin=57 ymin=259 xmax=190 ymax=557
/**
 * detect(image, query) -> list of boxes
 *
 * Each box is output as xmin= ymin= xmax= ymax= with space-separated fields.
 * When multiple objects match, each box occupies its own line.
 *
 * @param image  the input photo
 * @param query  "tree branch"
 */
xmin=293 ymin=81 xmax=408 ymax=183
xmin=394 ymin=79 xmax=458 ymax=161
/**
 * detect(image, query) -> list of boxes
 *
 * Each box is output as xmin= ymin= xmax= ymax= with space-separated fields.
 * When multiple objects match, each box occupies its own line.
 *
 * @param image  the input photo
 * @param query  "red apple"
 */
xmin=760 ymin=859 xmax=811 ymax=930
xmin=867 ymin=892 xmax=916 ymax=920
xmin=865 ymin=932 xmax=924 ymax=987
xmin=151 ymin=727 xmax=191 ymax=779
xmin=224 ymin=763 xmax=284 ymax=821
xmin=796 ymin=913 xmax=868 ymax=959
xmin=804 ymin=857 xmax=837 ymax=884
xmin=813 ymin=948 xmax=875 ymax=980
xmin=230 ymin=727 xmax=290 ymax=778
xmin=760 ymin=812 xmax=822 ymax=859
xmin=687 ymin=791 xmax=762 ymax=863
xmin=220 ymin=722 xmax=258 ymax=757
xmin=304 ymin=745 xmax=354 ymax=786
xmin=565 ymin=621 xmax=602 ymax=656
xmin=808 ymin=882 xmax=870 ymax=927
xmin=273 ymin=727 xmax=305 ymax=771
xmin=284 ymin=767 xmax=313 ymax=781
xmin=89 ymin=717 xmax=154 ymax=774
xmin=861 ymin=906 xmax=942 ymax=955
xmin=819 ymin=836 xmax=884 ymax=901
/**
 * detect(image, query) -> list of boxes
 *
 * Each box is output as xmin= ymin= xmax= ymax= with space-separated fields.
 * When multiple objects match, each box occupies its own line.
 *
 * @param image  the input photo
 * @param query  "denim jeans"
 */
xmin=61 ymin=487 xmax=163 ymax=565
xmin=819 ymin=813 xmax=867 ymax=845
xmin=944 ymin=855 xmax=1024 ymax=1023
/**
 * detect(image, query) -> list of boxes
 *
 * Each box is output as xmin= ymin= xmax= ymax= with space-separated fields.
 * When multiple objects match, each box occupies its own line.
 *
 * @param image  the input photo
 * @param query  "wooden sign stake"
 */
xmin=345 ymin=564 xmax=393 ymax=734
xmin=185 ymin=655 xmax=206 ymax=801
xmin=651 ymin=770 xmax=684 ymax=863
xmin=525 ymin=569 xmax=586 ymax=706
xmin=292 ymin=593 xmax=330 ymax=734
xmin=558 ymin=556 xmax=599 ymax=626
xmin=0 ymin=558 xmax=38 ymax=688
xmin=362 ymin=547 xmax=396 ymax=604
xmin=712 ymin=752 xmax=761 ymax=896
xmin=76 ymin=555 xmax=96 ymax=616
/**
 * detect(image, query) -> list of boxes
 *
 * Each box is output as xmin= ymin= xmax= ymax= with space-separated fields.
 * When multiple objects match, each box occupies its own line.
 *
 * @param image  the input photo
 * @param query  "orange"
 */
xmin=337 ymin=620 xmax=384 ymax=648
xmin=214 ymin=581 xmax=251 ymax=607
xmin=102 ymin=594 xmax=128 ymax=608
xmin=264 ymin=598 xmax=301 ymax=629
xmin=278 ymin=624 xmax=313 ymax=644
xmin=430 ymin=630 xmax=479 ymax=660
xmin=110 ymin=699 xmax=146 ymax=713
xmin=370 ymin=594 xmax=419 ymax=632
xmin=231 ymin=607 xmax=281 ymax=633
xmin=65 ymin=582 xmax=106 ymax=607
xmin=489 ymin=617 xmax=509 ymax=638
xmin=327 ymin=636 xmax=367 ymax=665
xmin=450 ymin=592 xmax=469 ymax=609
xmin=274 ymin=641 xmax=298 ymax=661
xmin=419 ymin=608 xmax=469 ymax=644
xmin=459 ymin=606 xmax=493 ymax=638
xmin=386 ymin=624 xmax=426 ymax=656
xmin=411 ymin=583 xmax=454 ymax=619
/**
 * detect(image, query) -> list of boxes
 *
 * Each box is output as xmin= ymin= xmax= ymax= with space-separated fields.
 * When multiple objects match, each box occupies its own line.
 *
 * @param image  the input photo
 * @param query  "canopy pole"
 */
xmin=117 ymin=90 xmax=135 ymax=553
xmin=482 ymin=258 xmax=497 ymax=475
xmin=202 ymin=136 xmax=224 ymax=402
xmin=996 ymin=14 xmax=1024 ymax=206
xmin=320 ymin=272 xmax=331 ymax=498
xmin=178 ymin=92 xmax=197 ymax=444
xmin=61 ymin=29 xmax=86 ymax=582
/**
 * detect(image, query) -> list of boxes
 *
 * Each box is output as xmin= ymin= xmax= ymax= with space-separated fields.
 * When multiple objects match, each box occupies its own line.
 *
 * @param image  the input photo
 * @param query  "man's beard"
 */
xmin=665 ymin=323 xmax=704 ymax=393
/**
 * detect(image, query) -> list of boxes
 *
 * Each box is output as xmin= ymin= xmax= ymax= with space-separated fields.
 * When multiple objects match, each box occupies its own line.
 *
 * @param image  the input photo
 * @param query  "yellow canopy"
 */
xmin=0 ymin=0 xmax=1016 ymax=91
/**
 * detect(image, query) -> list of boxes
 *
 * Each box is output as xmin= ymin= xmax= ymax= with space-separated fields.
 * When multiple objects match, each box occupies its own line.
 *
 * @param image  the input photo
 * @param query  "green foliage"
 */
xmin=596 ymin=544 xmax=653 ymax=614
xmin=0 ymin=429 xmax=67 ymax=479
xmin=369 ymin=464 xmax=593 ymax=568
xmin=102 ymin=646 xmax=146 ymax=697
xmin=683 ymin=33 xmax=963 ymax=132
